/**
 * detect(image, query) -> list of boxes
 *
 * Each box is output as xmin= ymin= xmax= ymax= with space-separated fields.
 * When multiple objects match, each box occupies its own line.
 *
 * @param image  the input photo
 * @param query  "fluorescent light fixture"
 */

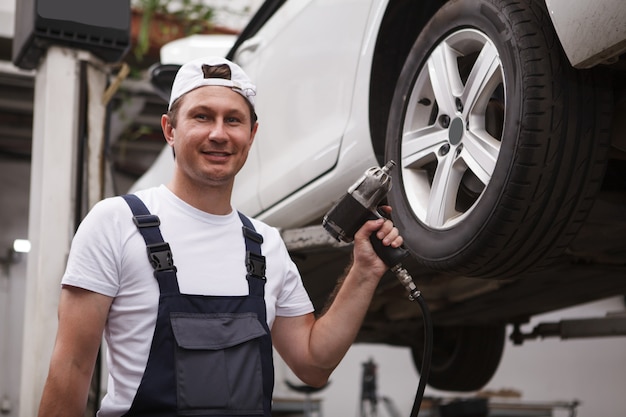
xmin=13 ymin=239 xmax=31 ymax=254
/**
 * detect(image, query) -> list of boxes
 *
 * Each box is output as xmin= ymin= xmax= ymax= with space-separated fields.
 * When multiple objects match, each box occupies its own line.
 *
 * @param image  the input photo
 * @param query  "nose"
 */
xmin=208 ymin=120 xmax=227 ymax=142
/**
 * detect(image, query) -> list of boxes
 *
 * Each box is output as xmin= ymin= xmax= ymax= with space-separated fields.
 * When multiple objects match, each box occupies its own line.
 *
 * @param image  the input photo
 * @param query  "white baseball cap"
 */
xmin=168 ymin=56 xmax=256 ymax=110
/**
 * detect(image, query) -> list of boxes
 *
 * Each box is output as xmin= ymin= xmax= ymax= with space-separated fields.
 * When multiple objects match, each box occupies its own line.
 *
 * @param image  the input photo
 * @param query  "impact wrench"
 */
xmin=322 ymin=161 xmax=432 ymax=417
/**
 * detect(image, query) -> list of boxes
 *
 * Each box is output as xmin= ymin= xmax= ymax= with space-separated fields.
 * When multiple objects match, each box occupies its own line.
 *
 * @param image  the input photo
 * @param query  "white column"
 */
xmin=18 ymin=46 xmax=106 ymax=417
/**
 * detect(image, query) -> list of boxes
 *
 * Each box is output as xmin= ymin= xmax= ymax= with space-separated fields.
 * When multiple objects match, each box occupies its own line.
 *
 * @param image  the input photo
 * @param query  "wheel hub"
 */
xmin=448 ymin=117 xmax=464 ymax=146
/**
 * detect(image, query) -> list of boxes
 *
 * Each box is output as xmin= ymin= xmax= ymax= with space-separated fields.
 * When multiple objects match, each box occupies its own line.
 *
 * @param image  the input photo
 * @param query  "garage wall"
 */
xmin=0 ymin=160 xmax=30 ymax=416
xmin=485 ymin=296 xmax=626 ymax=417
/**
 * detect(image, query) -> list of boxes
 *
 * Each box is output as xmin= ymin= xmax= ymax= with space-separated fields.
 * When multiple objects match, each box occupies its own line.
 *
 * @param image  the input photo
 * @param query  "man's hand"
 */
xmin=352 ymin=206 xmax=403 ymax=279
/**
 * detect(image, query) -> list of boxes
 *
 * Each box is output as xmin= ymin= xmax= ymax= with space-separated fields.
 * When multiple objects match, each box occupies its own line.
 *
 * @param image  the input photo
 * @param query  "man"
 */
xmin=38 ymin=56 xmax=403 ymax=417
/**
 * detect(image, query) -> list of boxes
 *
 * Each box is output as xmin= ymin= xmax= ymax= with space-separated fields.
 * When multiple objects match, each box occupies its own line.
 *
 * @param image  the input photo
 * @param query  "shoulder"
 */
xmin=76 ymin=188 xmax=161 ymax=236
xmin=89 ymin=188 xmax=162 ymax=218
xmin=81 ymin=195 xmax=134 ymax=226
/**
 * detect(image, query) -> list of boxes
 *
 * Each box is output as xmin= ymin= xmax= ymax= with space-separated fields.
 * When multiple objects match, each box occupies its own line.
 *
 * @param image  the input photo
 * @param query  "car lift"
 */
xmin=511 ymin=310 xmax=626 ymax=345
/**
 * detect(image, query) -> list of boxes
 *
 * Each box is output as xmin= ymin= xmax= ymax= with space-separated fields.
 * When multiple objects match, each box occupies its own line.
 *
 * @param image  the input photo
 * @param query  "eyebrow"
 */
xmin=187 ymin=104 xmax=249 ymax=120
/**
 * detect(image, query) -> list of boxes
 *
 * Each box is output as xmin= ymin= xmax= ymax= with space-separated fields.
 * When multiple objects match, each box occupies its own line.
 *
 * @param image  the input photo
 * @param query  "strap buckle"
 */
xmin=246 ymin=251 xmax=266 ymax=280
xmin=146 ymin=242 xmax=175 ymax=272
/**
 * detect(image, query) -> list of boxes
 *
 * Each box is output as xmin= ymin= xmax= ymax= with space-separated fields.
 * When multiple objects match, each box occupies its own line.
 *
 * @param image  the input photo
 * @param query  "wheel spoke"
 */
xmin=460 ymin=128 xmax=500 ymax=185
xmin=461 ymin=41 xmax=502 ymax=117
xmin=401 ymin=125 xmax=448 ymax=168
xmin=428 ymin=41 xmax=463 ymax=116
xmin=425 ymin=153 xmax=463 ymax=227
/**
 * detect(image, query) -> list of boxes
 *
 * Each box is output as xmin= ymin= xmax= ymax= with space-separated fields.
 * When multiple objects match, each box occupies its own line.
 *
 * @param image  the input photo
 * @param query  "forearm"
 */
xmin=273 ymin=216 xmax=401 ymax=387
xmin=308 ymin=263 xmax=381 ymax=370
xmin=39 ymin=286 xmax=110 ymax=417
xmin=38 ymin=354 xmax=93 ymax=417
xmin=272 ymin=264 xmax=382 ymax=388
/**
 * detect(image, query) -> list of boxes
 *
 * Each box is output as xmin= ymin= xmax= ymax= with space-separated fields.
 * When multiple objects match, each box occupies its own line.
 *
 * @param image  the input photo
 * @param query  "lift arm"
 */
xmin=511 ymin=313 xmax=626 ymax=345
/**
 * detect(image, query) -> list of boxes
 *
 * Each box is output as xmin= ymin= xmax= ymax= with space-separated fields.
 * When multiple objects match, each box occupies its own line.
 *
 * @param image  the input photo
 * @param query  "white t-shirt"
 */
xmin=62 ymin=185 xmax=314 ymax=417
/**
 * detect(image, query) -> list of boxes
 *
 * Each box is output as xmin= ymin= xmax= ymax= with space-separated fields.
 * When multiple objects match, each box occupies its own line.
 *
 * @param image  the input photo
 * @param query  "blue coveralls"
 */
xmin=120 ymin=194 xmax=274 ymax=417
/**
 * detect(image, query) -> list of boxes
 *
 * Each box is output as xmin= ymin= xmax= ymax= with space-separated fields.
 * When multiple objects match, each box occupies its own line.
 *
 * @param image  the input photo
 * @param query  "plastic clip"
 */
xmin=133 ymin=214 xmax=161 ymax=228
xmin=246 ymin=251 xmax=266 ymax=279
xmin=146 ymin=242 xmax=175 ymax=272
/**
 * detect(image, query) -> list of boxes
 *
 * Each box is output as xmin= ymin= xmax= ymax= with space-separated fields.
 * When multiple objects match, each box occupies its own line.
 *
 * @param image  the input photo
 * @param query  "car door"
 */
xmin=232 ymin=0 xmax=375 ymax=213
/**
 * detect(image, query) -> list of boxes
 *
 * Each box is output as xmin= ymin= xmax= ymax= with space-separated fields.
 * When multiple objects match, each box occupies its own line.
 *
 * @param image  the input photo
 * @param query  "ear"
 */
xmin=249 ymin=121 xmax=259 ymax=146
xmin=161 ymin=114 xmax=175 ymax=147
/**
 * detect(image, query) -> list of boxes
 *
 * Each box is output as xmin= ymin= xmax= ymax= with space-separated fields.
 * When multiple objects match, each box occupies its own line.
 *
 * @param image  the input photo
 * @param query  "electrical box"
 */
xmin=12 ymin=0 xmax=131 ymax=70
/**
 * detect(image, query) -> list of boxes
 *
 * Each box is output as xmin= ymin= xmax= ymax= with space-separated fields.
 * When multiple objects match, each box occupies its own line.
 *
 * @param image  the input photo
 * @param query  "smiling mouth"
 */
xmin=203 ymin=151 xmax=231 ymax=157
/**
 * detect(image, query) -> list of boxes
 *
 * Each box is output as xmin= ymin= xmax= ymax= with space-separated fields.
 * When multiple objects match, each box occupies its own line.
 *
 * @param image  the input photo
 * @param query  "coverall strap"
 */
xmin=121 ymin=194 xmax=180 ymax=293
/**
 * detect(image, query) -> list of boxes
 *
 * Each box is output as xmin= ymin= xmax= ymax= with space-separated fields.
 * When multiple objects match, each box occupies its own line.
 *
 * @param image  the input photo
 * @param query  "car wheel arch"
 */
xmin=369 ymin=0 xmax=444 ymax=164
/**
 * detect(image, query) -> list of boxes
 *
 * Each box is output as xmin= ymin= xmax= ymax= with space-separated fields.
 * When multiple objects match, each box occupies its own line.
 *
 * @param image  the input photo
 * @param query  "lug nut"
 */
xmin=456 ymin=97 xmax=463 ymax=112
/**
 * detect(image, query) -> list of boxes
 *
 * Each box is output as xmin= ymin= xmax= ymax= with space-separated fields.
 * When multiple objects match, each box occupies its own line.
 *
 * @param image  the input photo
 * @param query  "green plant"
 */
xmin=132 ymin=0 xmax=215 ymax=61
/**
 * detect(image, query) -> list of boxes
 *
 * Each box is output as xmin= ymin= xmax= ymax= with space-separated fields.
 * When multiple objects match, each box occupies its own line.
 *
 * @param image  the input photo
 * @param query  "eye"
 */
xmin=225 ymin=116 xmax=242 ymax=124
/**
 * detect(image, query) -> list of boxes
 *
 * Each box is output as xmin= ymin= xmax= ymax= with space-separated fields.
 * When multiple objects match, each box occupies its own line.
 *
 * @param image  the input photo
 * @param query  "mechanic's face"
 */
xmin=163 ymin=86 xmax=257 ymax=190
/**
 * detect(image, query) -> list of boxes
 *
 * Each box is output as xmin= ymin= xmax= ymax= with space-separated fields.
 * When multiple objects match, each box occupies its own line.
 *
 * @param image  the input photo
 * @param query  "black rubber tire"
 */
xmin=411 ymin=325 xmax=506 ymax=392
xmin=385 ymin=0 xmax=612 ymax=278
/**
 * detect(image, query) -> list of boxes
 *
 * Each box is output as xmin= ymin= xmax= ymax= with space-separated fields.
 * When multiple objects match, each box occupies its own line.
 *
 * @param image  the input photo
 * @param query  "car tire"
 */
xmin=411 ymin=325 xmax=506 ymax=392
xmin=385 ymin=0 xmax=612 ymax=278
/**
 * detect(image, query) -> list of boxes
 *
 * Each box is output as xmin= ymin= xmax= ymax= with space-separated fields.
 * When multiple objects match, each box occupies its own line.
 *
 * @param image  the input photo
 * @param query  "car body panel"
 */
xmin=233 ymin=0 xmax=375 ymax=211
xmin=546 ymin=0 xmax=626 ymax=68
